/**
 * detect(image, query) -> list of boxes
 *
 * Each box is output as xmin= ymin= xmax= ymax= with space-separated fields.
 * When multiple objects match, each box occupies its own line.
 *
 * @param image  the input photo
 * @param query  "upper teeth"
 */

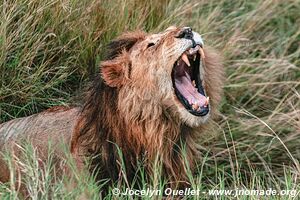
xmin=199 ymin=47 xmax=205 ymax=59
xmin=181 ymin=53 xmax=190 ymax=66
xmin=181 ymin=45 xmax=205 ymax=67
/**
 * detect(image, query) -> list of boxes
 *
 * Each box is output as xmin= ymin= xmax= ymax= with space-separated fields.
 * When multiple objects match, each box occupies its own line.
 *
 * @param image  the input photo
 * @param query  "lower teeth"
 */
xmin=192 ymin=80 xmax=196 ymax=87
xmin=192 ymin=104 xmax=199 ymax=110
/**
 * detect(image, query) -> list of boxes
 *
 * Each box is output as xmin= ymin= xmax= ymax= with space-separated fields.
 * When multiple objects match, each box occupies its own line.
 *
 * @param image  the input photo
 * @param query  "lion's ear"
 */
xmin=101 ymin=55 xmax=130 ymax=87
xmin=101 ymin=31 xmax=146 ymax=87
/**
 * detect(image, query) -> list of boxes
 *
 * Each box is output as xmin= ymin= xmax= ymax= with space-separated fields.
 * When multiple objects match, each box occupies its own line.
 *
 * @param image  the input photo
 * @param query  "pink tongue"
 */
xmin=175 ymin=73 xmax=207 ymax=107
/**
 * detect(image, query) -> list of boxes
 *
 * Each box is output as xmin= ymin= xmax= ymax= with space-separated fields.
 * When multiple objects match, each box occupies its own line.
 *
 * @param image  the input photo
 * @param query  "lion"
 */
xmin=0 ymin=26 xmax=224 ymax=190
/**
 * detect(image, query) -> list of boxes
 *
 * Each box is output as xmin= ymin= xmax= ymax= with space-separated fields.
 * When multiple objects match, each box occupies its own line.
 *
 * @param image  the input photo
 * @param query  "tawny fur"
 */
xmin=0 ymin=27 xmax=224 ymax=189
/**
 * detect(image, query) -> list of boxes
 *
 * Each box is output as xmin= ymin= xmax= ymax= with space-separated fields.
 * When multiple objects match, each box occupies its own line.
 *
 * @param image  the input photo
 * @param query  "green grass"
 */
xmin=0 ymin=0 xmax=300 ymax=199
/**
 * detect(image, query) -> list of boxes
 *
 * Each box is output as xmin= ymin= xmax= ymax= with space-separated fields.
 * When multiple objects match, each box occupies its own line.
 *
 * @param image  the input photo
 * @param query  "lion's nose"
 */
xmin=176 ymin=27 xmax=193 ymax=39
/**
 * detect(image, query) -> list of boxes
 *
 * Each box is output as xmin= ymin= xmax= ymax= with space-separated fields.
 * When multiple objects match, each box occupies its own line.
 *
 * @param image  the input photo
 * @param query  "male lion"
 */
xmin=0 ymin=27 xmax=224 ymax=190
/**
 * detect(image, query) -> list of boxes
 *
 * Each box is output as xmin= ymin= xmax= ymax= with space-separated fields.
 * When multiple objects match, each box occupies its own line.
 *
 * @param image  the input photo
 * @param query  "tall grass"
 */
xmin=0 ymin=0 xmax=299 ymax=199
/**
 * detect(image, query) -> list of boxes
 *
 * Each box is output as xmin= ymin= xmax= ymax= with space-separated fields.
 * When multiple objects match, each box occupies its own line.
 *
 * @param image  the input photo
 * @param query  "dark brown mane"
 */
xmin=71 ymin=31 xmax=147 ymax=155
xmin=71 ymin=32 xmax=148 ymax=182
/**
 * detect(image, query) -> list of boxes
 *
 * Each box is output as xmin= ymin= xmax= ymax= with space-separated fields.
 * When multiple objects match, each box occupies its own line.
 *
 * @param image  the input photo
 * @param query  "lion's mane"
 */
xmin=70 ymin=31 xmax=224 ymax=187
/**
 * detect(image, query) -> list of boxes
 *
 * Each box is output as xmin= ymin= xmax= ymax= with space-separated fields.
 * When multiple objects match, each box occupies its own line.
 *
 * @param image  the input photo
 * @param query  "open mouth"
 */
xmin=171 ymin=45 xmax=209 ymax=116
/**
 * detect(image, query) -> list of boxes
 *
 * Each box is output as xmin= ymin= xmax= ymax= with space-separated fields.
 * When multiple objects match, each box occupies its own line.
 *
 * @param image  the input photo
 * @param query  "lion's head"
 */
xmin=101 ymin=26 xmax=223 ymax=127
xmin=71 ymin=26 xmax=224 ymax=184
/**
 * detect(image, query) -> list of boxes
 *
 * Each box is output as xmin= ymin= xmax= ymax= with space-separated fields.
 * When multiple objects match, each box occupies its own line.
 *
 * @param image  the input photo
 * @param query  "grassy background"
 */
xmin=0 ymin=0 xmax=299 ymax=199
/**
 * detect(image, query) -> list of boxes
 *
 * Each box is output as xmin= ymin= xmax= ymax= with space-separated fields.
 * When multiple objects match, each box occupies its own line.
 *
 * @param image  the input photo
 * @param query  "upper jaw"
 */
xmin=192 ymin=31 xmax=204 ymax=47
xmin=179 ymin=31 xmax=204 ymax=59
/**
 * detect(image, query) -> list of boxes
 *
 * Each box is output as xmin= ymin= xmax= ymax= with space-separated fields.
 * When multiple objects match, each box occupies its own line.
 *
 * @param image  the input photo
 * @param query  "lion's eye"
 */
xmin=146 ymin=42 xmax=155 ymax=48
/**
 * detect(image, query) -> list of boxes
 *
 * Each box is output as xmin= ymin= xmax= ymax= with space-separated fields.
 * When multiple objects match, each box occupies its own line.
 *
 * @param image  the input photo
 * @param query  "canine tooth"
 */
xmin=193 ymin=54 xmax=196 ymax=61
xmin=181 ymin=53 xmax=190 ymax=66
xmin=199 ymin=47 xmax=205 ymax=59
xmin=205 ymin=96 xmax=210 ymax=106
xmin=192 ymin=80 xmax=196 ymax=87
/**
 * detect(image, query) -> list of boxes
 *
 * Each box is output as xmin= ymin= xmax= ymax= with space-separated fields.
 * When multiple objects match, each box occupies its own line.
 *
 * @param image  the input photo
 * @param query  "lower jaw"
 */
xmin=174 ymin=88 xmax=210 ymax=117
xmin=176 ymin=105 xmax=210 ymax=127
